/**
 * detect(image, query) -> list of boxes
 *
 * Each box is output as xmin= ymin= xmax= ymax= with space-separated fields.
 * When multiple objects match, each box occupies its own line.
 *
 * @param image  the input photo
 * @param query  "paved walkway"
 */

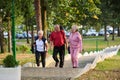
xmin=21 ymin=55 xmax=96 ymax=80
xmin=21 ymin=46 xmax=119 ymax=80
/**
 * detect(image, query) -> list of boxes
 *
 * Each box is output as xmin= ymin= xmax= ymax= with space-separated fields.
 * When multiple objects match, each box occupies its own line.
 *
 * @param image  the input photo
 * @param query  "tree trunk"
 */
xmin=26 ymin=16 xmax=29 ymax=44
xmin=112 ymin=25 xmax=115 ymax=40
xmin=0 ymin=27 xmax=2 ymax=53
xmin=0 ymin=29 xmax=6 ymax=53
xmin=34 ymin=0 xmax=42 ymax=31
xmin=0 ymin=31 xmax=5 ymax=53
xmin=31 ymin=25 xmax=34 ymax=45
xmin=0 ymin=17 xmax=6 ymax=53
xmin=104 ymin=25 xmax=107 ymax=41
xmin=0 ymin=17 xmax=2 ymax=53
xmin=7 ymin=17 xmax=12 ymax=53
xmin=118 ymin=26 xmax=120 ymax=37
xmin=41 ymin=0 xmax=47 ymax=38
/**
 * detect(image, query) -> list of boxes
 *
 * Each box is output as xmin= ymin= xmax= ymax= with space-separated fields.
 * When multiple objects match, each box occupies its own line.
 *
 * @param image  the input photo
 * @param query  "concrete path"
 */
xmin=21 ymin=54 xmax=96 ymax=80
xmin=21 ymin=46 xmax=119 ymax=80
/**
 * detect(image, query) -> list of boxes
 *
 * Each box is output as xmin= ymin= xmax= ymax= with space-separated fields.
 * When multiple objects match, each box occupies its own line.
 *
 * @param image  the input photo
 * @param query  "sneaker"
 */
xmin=73 ymin=66 xmax=78 ymax=68
xmin=55 ymin=62 xmax=59 ymax=67
xmin=59 ymin=66 xmax=63 ymax=68
xmin=37 ymin=64 xmax=40 ymax=67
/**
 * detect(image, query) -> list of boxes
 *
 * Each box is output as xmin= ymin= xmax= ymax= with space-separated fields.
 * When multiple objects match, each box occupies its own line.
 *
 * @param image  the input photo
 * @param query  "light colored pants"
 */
xmin=70 ymin=47 xmax=80 ymax=67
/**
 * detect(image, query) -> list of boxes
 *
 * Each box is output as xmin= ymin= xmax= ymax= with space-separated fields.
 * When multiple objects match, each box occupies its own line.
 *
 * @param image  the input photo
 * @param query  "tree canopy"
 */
xmin=46 ymin=0 xmax=101 ymax=30
xmin=0 ymin=0 xmax=120 ymax=53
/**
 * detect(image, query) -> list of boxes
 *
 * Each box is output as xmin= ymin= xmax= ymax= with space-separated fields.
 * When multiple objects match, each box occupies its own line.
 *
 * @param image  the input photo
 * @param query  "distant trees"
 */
xmin=21 ymin=0 xmax=35 ymax=44
xmin=0 ymin=0 xmax=102 ymax=53
xmin=0 ymin=0 xmax=120 ymax=53
xmin=108 ymin=0 xmax=120 ymax=40
xmin=0 ymin=0 xmax=12 ymax=53
xmin=0 ymin=0 xmax=35 ymax=53
xmin=99 ymin=0 xmax=120 ymax=41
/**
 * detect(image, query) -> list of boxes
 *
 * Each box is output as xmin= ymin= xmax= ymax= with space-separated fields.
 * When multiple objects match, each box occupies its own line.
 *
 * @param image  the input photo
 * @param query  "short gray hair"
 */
xmin=54 ymin=24 xmax=59 ymax=28
xmin=38 ymin=30 xmax=43 ymax=35
xmin=72 ymin=25 xmax=78 ymax=31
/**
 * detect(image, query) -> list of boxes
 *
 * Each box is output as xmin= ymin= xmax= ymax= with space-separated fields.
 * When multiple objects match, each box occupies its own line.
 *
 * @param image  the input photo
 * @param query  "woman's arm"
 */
xmin=77 ymin=32 xmax=82 ymax=52
xmin=45 ymin=40 xmax=48 ymax=52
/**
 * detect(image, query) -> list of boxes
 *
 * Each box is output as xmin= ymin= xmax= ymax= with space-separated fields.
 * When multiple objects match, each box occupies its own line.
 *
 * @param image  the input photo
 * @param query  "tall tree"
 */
xmin=41 ymin=0 xmax=47 ymax=37
xmin=20 ymin=0 xmax=34 ymax=44
xmin=107 ymin=0 xmax=120 ymax=40
xmin=33 ymin=0 xmax=101 ymax=38
xmin=0 ymin=17 xmax=6 ymax=53
xmin=0 ymin=0 xmax=10 ymax=53
xmin=34 ymin=0 xmax=42 ymax=30
xmin=7 ymin=16 xmax=11 ymax=52
xmin=0 ymin=0 xmax=25 ymax=53
xmin=98 ymin=0 xmax=112 ymax=41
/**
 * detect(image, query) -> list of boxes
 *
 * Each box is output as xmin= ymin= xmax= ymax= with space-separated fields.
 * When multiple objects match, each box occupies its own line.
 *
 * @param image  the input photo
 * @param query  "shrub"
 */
xmin=3 ymin=55 xmax=19 ymax=67
xmin=16 ymin=46 xmax=19 ymax=51
xmin=19 ymin=45 xmax=29 ymax=53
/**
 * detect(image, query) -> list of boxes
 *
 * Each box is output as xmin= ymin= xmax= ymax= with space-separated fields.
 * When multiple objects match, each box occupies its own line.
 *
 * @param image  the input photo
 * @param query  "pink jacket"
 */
xmin=69 ymin=32 xmax=82 ymax=51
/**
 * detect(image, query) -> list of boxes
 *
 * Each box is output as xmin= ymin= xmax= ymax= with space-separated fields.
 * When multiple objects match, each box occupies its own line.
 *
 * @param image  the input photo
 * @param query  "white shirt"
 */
xmin=36 ymin=39 xmax=47 ymax=52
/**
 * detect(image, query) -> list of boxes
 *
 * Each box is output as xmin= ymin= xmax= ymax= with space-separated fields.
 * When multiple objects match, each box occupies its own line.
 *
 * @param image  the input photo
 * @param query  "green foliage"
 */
xmin=117 ymin=50 xmax=120 ymax=56
xmin=19 ymin=45 xmax=29 ymax=53
xmin=16 ymin=46 xmax=19 ymax=51
xmin=99 ymin=0 xmax=120 ymax=25
xmin=1 ymin=0 xmax=102 ymax=32
xmin=3 ymin=55 xmax=19 ymax=67
xmin=47 ymin=0 xmax=101 ymax=30
xmin=20 ymin=0 xmax=35 ymax=26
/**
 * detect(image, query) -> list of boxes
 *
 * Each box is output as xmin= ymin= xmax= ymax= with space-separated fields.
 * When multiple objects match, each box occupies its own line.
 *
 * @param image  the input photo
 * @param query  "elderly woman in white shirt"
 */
xmin=35 ymin=30 xmax=48 ymax=68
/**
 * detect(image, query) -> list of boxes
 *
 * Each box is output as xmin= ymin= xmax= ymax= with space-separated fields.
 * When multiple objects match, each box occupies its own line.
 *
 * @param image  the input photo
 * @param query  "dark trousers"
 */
xmin=35 ymin=51 xmax=46 ymax=67
xmin=53 ymin=45 xmax=65 ymax=67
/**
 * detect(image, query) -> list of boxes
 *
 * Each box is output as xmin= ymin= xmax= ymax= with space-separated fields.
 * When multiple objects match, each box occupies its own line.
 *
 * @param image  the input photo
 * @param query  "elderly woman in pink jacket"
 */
xmin=69 ymin=25 xmax=82 ymax=68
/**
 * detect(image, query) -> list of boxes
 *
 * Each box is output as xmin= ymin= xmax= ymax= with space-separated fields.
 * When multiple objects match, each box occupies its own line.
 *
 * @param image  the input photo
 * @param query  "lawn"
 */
xmin=0 ymin=53 xmax=35 ymax=65
xmin=83 ymin=37 xmax=120 ymax=52
xmin=95 ymin=50 xmax=120 ymax=70
xmin=0 ymin=36 xmax=120 ymax=66
xmin=16 ymin=36 xmax=120 ymax=53
xmin=76 ymin=50 xmax=120 ymax=80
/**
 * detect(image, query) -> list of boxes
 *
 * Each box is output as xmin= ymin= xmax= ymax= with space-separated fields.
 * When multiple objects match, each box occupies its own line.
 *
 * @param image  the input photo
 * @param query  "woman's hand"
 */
xmin=79 ymin=49 xmax=82 ymax=53
xmin=46 ymin=51 xmax=49 ymax=57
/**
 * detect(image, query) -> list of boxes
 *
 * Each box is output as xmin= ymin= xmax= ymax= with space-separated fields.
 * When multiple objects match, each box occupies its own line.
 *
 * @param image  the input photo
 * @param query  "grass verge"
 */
xmin=83 ymin=37 xmax=120 ymax=52
xmin=76 ymin=50 xmax=120 ymax=80
xmin=95 ymin=50 xmax=120 ymax=70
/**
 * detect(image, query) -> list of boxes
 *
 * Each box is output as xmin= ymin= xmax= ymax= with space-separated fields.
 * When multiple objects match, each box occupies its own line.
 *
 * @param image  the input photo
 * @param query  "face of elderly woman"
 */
xmin=71 ymin=26 xmax=77 ymax=33
xmin=38 ymin=31 xmax=43 ymax=39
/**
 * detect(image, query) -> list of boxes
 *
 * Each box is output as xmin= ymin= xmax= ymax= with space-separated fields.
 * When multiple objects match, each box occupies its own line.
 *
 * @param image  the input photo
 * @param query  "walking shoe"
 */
xmin=73 ymin=66 xmax=78 ymax=68
xmin=37 ymin=64 xmax=40 ymax=67
xmin=55 ymin=62 xmax=59 ymax=67
xmin=59 ymin=66 xmax=63 ymax=68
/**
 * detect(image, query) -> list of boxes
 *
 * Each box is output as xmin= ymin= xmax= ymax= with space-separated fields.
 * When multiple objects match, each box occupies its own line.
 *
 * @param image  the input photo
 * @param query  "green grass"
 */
xmin=83 ymin=36 xmax=103 ymax=39
xmin=18 ymin=57 xmax=35 ymax=65
xmin=16 ymin=44 xmax=32 ymax=54
xmin=95 ymin=50 xmax=120 ymax=70
xmin=83 ymin=37 xmax=120 ymax=52
xmin=16 ymin=39 xmax=29 ymax=42
xmin=16 ymin=37 xmax=120 ymax=67
xmin=1 ymin=36 xmax=119 ymax=66
xmin=15 ymin=36 xmax=120 ymax=54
